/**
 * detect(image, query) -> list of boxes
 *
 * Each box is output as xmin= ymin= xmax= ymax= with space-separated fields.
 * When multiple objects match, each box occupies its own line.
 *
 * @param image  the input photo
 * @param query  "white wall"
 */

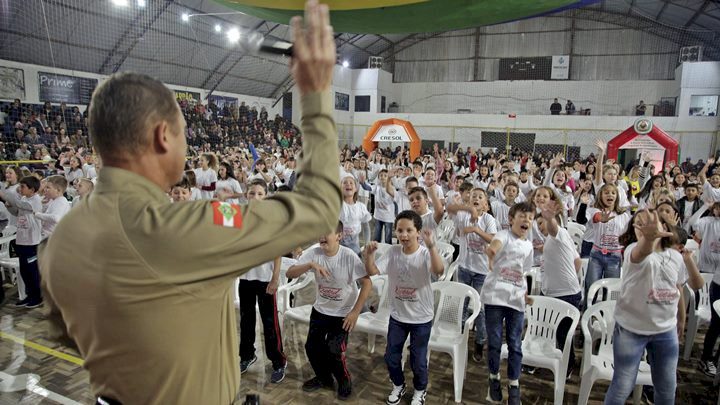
xmin=677 ymin=62 xmax=720 ymax=120
xmin=0 ymin=59 xmax=281 ymax=117
xmin=391 ymin=80 xmax=678 ymax=116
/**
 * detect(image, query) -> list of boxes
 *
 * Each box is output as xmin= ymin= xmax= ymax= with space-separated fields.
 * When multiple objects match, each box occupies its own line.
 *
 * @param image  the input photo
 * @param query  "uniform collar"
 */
xmin=95 ymin=167 xmax=169 ymax=203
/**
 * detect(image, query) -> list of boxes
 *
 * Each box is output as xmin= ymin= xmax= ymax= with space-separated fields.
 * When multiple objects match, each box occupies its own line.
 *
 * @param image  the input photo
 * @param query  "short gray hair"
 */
xmin=89 ymin=72 xmax=179 ymax=157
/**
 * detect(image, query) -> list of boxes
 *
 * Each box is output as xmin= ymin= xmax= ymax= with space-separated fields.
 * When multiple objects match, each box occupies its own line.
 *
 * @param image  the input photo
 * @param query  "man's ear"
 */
xmin=152 ymin=120 xmax=171 ymax=153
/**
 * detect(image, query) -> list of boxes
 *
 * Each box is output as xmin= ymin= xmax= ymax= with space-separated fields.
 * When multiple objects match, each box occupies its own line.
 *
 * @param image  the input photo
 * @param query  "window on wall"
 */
xmin=354 ymin=95 xmax=371 ymax=112
xmin=335 ymin=92 xmax=349 ymax=111
xmin=689 ymin=95 xmax=718 ymax=116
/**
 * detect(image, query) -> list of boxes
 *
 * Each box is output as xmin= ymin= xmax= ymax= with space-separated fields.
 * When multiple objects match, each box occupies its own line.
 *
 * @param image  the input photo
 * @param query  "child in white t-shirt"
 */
xmin=408 ymin=186 xmax=443 ymax=242
xmin=392 ymin=176 xmax=418 ymax=214
xmin=34 ymin=175 xmax=71 ymax=241
xmin=447 ymin=182 xmax=474 ymax=262
xmin=340 ymin=175 xmax=371 ymax=255
xmin=447 ymin=187 xmax=497 ymax=362
xmin=287 ymin=221 xmax=371 ymax=401
xmin=689 ymin=201 xmax=720 ymax=377
xmin=605 ymin=210 xmax=683 ymax=404
xmin=699 ymin=157 xmax=720 ymax=203
xmin=71 ymin=177 xmax=94 ymax=208
xmin=194 ymin=153 xmax=218 ymax=200
xmin=1 ymin=176 xmax=43 ymax=308
xmin=491 ymin=182 xmax=520 ymax=231
xmin=536 ymin=199 xmax=582 ymax=377
xmin=480 ymin=201 xmax=534 ymax=404
xmin=365 ymin=210 xmax=444 ymax=405
xmin=585 ymin=183 xmax=632 ymax=296
xmin=372 ymin=169 xmax=396 ymax=243
xmin=237 ymin=180 xmax=287 ymax=383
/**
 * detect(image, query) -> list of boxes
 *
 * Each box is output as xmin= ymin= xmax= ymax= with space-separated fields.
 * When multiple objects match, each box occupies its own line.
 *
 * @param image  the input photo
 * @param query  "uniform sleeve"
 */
xmin=361 ymin=204 xmax=372 ymax=223
xmin=586 ymin=207 xmax=599 ymax=224
xmin=126 ymin=92 xmax=341 ymax=285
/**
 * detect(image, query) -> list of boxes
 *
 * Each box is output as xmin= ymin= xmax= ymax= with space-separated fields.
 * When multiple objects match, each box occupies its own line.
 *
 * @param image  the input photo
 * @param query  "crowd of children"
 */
xmin=2 ymin=135 xmax=720 ymax=404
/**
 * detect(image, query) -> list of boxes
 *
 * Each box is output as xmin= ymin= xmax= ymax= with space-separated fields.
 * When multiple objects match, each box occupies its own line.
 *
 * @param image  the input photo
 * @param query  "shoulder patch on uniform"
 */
xmin=211 ymin=201 xmax=243 ymax=229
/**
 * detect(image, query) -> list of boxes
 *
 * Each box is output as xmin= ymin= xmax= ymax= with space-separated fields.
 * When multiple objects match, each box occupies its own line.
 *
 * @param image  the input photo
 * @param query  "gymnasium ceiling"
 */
xmin=0 ymin=0 xmax=718 ymax=101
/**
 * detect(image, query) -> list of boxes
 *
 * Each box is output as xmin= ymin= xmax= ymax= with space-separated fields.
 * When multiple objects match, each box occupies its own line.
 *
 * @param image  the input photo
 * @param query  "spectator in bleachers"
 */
xmin=24 ymin=127 xmax=41 ymax=145
xmin=635 ymin=100 xmax=647 ymax=116
xmin=15 ymin=143 xmax=31 ymax=160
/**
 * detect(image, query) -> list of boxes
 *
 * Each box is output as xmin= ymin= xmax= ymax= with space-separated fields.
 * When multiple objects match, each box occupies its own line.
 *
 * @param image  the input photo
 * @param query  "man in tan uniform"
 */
xmin=39 ymin=2 xmax=339 ymax=404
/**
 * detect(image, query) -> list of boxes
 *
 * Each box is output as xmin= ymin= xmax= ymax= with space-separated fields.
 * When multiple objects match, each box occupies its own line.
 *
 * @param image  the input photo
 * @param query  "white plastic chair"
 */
xmin=524 ymin=267 xmax=542 ymax=295
xmin=567 ymin=227 xmax=584 ymax=254
xmin=566 ymin=221 xmax=586 ymax=235
xmin=683 ymin=273 xmax=714 ymax=360
xmin=439 ymin=259 xmax=459 ymax=282
xmin=277 ymin=272 xmax=316 ymax=333
xmin=436 ymin=241 xmax=455 ymax=265
xmin=500 ymin=296 xmax=580 ymax=405
xmin=578 ymin=258 xmax=589 ymax=302
xmin=354 ymin=275 xmax=392 ymax=353
xmin=586 ymin=277 xmax=621 ymax=308
xmin=1 ymin=225 xmax=16 ymax=237
xmin=428 ymin=281 xmax=481 ymax=404
xmin=578 ymin=301 xmax=651 ymax=405
xmin=0 ymin=235 xmax=22 ymax=300
xmin=436 ymin=219 xmax=456 ymax=243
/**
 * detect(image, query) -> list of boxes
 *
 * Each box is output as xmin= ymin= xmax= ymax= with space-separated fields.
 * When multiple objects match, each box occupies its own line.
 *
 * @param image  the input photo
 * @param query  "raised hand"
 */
xmin=364 ymin=241 xmax=378 ymax=258
xmin=633 ymin=210 xmax=674 ymax=241
xmin=595 ymin=139 xmax=606 ymax=152
xmin=540 ymin=200 xmax=561 ymax=220
xmin=598 ymin=210 xmax=615 ymax=223
xmin=580 ymin=193 xmax=591 ymax=205
xmin=421 ymin=229 xmax=435 ymax=247
xmin=290 ymin=0 xmax=336 ymax=95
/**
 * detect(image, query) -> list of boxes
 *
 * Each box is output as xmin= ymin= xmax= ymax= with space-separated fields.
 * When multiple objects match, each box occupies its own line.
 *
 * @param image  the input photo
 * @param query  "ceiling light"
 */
xmin=111 ymin=0 xmax=129 ymax=6
xmin=215 ymin=24 xmax=222 ymax=33
xmin=342 ymin=60 xmax=349 ymax=68
xmin=137 ymin=0 xmax=146 ymax=7
xmin=181 ymin=13 xmax=189 ymax=22
xmin=227 ymin=27 xmax=241 ymax=44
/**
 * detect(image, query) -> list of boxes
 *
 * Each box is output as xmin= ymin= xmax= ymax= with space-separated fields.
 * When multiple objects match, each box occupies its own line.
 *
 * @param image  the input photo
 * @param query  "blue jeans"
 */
xmin=385 ymin=317 xmax=432 ymax=391
xmin=458 ymin=267 xmax=486 ymax=345
xmin=373 ymin=220 xmax=393 ymax=244
xmin=585 ymin=249 xmax=622 ymax=295
xmin=485 ymin=304 xmax=524 ymax=380
xmin=604 ymin=324 xmax=678 ymax=405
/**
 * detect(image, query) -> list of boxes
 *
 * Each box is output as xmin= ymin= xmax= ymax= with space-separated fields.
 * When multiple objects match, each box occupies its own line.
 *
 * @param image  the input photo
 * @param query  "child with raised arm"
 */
xmin=447 ymin=187 xmax=497 ymax=361
xmin=372 ymin=169 xmax=396 ymax=243
xmin=34 ymin=175 xmax=71 ymax=240
xmin=339 ymin=175 xmax=372 ymax=255
xmin=237 ymin=180 xmax=287 ymax=384
xmin=604 ymin=210 xmax=683 ymax=405
xmin=364 ymin=210 xmax=444 ymax=405
xmin=408 ymin=186 xmax=444 ymax=239
xmin=287 ymin=221 xmax=372 ymax=401
xmin=481 ymin=202 xmax=535 ymax=405
xmin=585 ymin=184 xmax=632 ymax=294
xmin=536 ymin=199 xmax=582 ymax=378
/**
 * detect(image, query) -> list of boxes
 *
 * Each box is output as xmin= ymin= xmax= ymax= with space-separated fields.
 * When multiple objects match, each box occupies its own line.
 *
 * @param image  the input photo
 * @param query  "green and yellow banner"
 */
xmin=215 ymin=0 xmax=600 ymax=34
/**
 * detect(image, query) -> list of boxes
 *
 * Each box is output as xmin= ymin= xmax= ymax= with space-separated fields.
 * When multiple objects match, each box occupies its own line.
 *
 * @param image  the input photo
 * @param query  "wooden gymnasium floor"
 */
xmin=0 ymin=283 xmax=718 ymax=405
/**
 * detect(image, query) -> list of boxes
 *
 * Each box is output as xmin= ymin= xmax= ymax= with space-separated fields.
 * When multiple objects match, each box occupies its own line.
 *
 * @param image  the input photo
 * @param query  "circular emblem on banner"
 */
xmin=388 ymin=128 xmax=397 ymax=135
xmin=634 ymin=118 xmax=653 ymax=135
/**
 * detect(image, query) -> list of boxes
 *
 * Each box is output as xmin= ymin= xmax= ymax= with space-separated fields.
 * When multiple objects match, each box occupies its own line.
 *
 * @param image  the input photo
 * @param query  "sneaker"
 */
xmin=270 ymin=364 xmax=286 ymax=384
xmin=522 ymin=365 xmax=536 ymax=375
xmin=337 ymin=379 xmax=352 ymax=400
xmin=472 ymin=343 xmax=484 ymax=362
xmin=699 ymin=360 xmax=717 ymax=377
xmin=507 ymin=384 xmax=521 ymax=405
xmin=486 ymin=377 xmax=502 ymax=403
xmin=642 ymin=385 xmax=654 ymax=405
xmin=302 ymin=376 xmax=333 ymax=392
xmin=239 ymin=355 xmax=257 ymax=374
xmin=24 ymin=300 xmax=42 ymax=309
xmin=386 ymin=383 xmax=405 ymax=405
xmin=14 ymin=298 xmax=29 ymax=307
xmin=410 ymin=389 xmax=426 ymax=405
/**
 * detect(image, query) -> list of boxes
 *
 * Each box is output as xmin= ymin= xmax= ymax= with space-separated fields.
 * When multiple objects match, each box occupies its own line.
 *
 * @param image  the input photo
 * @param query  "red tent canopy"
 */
xmin=607 ymin=119 xmax=678 ymax=168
